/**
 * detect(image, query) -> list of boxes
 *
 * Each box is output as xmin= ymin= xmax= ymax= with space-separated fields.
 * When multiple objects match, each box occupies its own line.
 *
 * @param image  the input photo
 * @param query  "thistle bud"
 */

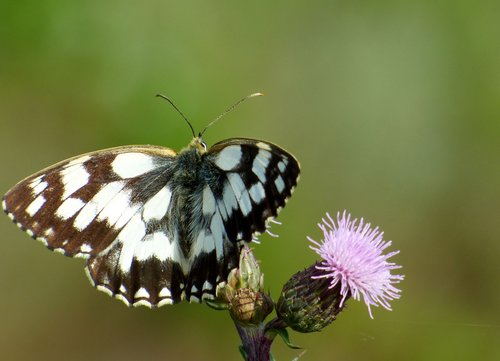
xmin=216 ymin=247 xmax=272 ymax=325
xmin=229 ymin=288 xmax=274 ymax=324
xmin=276 ymin=263 xmax=345 ymax=333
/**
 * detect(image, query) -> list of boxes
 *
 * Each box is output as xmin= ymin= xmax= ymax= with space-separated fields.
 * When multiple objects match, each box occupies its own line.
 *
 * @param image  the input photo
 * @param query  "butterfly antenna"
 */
xmin=156 ymin=93 xmax=196 ymax=138
xmin=200 ymin=92 xmax=264 ymax=137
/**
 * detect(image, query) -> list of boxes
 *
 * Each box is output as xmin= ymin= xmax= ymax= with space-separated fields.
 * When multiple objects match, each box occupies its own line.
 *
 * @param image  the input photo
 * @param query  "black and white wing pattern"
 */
xmin=3 ymin=138 xmax=300 ymax=307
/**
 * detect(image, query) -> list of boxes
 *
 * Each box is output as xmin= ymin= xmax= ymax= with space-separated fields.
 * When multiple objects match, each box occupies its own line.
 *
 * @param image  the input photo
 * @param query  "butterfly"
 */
xmin=2 ymin=94 xmax=300 ymax=308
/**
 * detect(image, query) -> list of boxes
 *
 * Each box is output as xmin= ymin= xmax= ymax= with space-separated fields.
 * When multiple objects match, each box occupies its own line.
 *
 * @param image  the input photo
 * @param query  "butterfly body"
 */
xmin=3 ymin=136 xmax=300 ymax=307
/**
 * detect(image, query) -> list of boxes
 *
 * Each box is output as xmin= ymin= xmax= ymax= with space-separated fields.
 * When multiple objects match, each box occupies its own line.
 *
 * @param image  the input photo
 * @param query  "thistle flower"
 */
xmin=309 ymin=211 xmax=404 ymax=319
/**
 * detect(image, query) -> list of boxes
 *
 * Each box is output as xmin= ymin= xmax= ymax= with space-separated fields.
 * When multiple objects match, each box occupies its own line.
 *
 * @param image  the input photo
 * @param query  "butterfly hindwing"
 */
xmin=3 ymin=137 xmax=300 ymax=308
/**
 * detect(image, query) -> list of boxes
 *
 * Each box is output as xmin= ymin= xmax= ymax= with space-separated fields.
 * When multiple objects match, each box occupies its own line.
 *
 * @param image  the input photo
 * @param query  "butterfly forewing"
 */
xmin=3 ymin=146 xmax=175 ymax=254
xmin=3 ymin=137 xmax=300 ymax=308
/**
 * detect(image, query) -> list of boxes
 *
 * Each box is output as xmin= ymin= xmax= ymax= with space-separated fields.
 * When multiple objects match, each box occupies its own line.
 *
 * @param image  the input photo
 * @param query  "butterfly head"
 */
xmin=189 ymin=136 xmax=208 ymax=154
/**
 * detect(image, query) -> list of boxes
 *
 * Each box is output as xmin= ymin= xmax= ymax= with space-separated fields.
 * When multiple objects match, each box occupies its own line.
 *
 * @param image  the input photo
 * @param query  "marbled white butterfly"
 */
xmin=2 ymin=94 xmax=300 ymax=308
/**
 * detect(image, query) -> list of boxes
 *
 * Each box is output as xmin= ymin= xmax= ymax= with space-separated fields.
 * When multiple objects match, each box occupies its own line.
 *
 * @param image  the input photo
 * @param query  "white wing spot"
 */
xmin=115 ymin=203 xmax=140 ymax=229
xmin=28 ymin=176 xmax=43 ymax=190
xmin=31 ymin=181 xmax=48 ymax=196
xmin=275 ymin=175 xmax=286 ymax=193
xmin=80 ymin=243 xmax=92 ymax=253
xmin=36 ymin=237 xmax=48 ymax=246
xmin=61 ymin=164 xmax=89 ymax=200
xmin=119 ymin=284 xmax=127 ymax=293
xmin=202 ymin=185 xmax=216 ymax=216
xmin=56 ymin=197 xmax=85 ymax=220
xmin=217 ymin=199 xmax=229 ymax=221
xmin=115 ymin=294 xmax=131 ymax=306
xmin=73 ymin=252 xmax=90 ymax=259
xmin=158 ymin=298 xmax=173 ymax=307
xmin=227 ymin=173 xmax=252 ymax=216
xmin=74 ymin=181 xmax=125 ymax=230
xmin=134 ymin=232 xmax=174 ymax=262
xmin=249 ymin=182 xmax=266 ymax=204
xmin=84 ymin=267 xmax=95 ymax=286
xmin=65 ymin=155 xmax=91 ymax=168
xmin=97 ymin=188 xmax=132 ymax=226
xmin=44 ymin=227 xmax=54 ymax=237
xmin=93 ymin=182 xmax=125 ymax=206
xmin=277 ymin=159 xmax=288 ymax=173
xmin=192 ymin=230 xmax=216 ymax=259
xmin=143 ymin=186 xmax=172 ymax=222
xmin=97 ymin=285 xmax=114 ymax=297
xmin=159 ymin=287 xmax=172 ymax=298
xmin=216 ymin=182 xmax=237 ymax=226
xmin=117 ymin=213 xmax=146 ymax=272
xmin=210 ymin=213 xmax=224 ymax=259
xmin=26 ymin=195 xmax=46 ymax=216
xmin=202 ymin=293 xmax=215 ymax=301
xmin=134 ymin=287 xmax=150 ymax=299
xmin=256 ymin=149 xmax=272 ymax=163
xmin=54 ymin=248 xmax=65 ymax=255
xmin=112 ymin=153 xmax=155 ymax=179
xmin=223 ymin=182 xmax=238 ymax=211
xmin=252 ymin=149 xmax=271 ymax=183
xmin=256 ymin=142 xmax=272 ymax=151
xmin=215 ymin=145 xmax=242 ymax=170
xmin=133 ymin=300 xmax=152 ymax=308
xmin=202 ymin=280 xmax=213 ymax=291
xmin=74 ymin=202 xmax=98 ymax=231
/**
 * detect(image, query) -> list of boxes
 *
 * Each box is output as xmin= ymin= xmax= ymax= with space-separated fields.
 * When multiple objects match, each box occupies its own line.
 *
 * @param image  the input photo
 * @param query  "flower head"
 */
xmin=309 ymin=211 xmax=404 ymax=318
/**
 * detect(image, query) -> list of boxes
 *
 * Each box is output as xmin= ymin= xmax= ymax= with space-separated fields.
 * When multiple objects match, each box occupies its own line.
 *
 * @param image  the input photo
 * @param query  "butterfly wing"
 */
xmin=204 ymin=138 xmax=300 ymax=243
xmin=3 ymin=145 xmax=183 ymax=306
xmin=180 ymin=138 xmax=300 ymax=304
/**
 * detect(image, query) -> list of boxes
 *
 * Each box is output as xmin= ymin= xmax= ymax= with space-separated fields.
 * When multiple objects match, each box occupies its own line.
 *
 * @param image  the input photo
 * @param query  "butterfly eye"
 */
xmin=201 ymin=141 xmax=207 ymax=151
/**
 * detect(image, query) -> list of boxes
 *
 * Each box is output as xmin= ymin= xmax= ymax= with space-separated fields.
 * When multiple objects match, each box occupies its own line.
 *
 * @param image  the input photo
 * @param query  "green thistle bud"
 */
xmin=276 ymin=262 xmax=346 ymax=333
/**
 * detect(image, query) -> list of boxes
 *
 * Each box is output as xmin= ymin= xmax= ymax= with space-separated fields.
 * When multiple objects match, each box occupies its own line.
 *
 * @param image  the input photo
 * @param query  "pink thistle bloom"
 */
xmin=308 ymin=211 xmax=404 ymax=319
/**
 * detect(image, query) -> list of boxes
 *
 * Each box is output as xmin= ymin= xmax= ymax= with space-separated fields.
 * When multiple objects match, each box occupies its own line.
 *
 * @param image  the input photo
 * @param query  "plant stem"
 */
xmin=235 ymin=322 xmax=274 ymax=361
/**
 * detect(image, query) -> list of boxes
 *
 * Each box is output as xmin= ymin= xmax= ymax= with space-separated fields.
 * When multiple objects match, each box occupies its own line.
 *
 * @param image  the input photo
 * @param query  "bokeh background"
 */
xmin=1 ymin=1 xmax=499 ymax=360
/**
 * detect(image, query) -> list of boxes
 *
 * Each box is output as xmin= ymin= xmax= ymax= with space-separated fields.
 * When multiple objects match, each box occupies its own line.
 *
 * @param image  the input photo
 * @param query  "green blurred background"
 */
xmin=1 ymin=1 xmax=499 ymax=360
